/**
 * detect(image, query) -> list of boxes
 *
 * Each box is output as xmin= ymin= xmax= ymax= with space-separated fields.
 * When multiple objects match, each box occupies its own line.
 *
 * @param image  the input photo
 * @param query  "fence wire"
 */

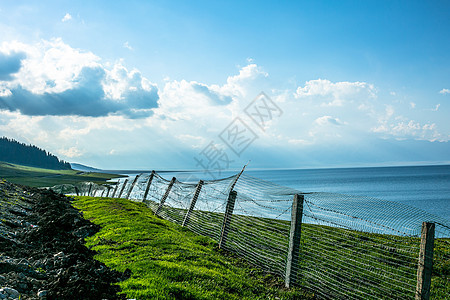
xmin=50 ymin=171 xmax=450 ymax=299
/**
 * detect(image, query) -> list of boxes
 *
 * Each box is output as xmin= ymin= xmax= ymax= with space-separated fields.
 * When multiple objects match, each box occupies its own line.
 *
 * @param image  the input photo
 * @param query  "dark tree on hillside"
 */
xmin=0 ymin=137 xmax=72 ymax=170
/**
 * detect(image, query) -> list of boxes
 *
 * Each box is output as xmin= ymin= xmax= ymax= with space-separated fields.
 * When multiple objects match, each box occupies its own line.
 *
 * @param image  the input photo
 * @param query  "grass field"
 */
xmin=0 ymin=162 xmax=122 ymax=187
xmin=73 ymin=196 xmax=313 ymax=300
xmin=73 ymin=196 xmax=449 ymax=299
xmin=148 ymin=203 xmax=450 ymax=299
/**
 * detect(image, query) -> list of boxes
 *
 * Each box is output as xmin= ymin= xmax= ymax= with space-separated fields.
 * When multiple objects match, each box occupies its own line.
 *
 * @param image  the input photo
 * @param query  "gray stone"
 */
xmin=37 ymin=290 xmax=48 ymax=297
xmin=0 ymin=275 xmax=6 ymax=283
xmin=1 ymin=287 xmax=19 ymax=299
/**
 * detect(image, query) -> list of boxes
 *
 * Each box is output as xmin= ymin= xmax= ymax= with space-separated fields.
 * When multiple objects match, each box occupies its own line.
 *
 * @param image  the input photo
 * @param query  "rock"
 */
xmin=1 ymin=287 xmax=20 ymax=299
xmin=1 ymin=181 xmax=127 ymax=299
xmin=37 ymin=289 xmax=48 ymax=297
xmin=53 ymin=252 xmax=64 ymax=258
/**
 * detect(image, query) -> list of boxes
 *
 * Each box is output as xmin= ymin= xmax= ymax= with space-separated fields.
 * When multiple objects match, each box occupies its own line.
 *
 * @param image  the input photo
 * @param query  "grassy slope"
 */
xmin=152 ymin=204 xmax=450 ymax=299
xmin=73 ymin=196 xmax=313 ymax=300
xmin=0 ymin=162 xmax=121 ymax=187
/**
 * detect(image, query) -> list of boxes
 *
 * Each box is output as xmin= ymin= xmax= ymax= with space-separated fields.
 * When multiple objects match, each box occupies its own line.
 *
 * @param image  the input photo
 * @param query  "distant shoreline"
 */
xmin=99 ymin=163 xmax=450 ymax=176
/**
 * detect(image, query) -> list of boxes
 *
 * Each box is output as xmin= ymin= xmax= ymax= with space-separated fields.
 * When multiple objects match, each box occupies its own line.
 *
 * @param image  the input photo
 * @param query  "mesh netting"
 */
xmin=50 ymin=170 xmax=450 ymax=299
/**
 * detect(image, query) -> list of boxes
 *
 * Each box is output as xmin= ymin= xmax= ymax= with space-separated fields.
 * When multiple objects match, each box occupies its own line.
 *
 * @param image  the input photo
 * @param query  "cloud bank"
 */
xmin=0 ymin=39 xmax=447 ymax=168
xmin=0 ymin=39 xmax=158 ymax=118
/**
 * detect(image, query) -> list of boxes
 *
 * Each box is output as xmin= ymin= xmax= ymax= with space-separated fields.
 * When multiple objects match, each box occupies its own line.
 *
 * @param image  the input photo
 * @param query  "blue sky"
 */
xmin=0 ymin=0 xmax=449 ymax=170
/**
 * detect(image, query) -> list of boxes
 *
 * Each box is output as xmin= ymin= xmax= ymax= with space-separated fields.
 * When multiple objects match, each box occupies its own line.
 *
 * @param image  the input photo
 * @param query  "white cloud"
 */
xmin=0 ymin=39 xmax=158 ymax=118
xmin=295 ymin=79 xmax=376 ymax=107
xmin=123 ymin=41 xmax=133 ymax=51
xmin=62 ymin=13 xmax=72 ymax=22
xmin=372 ymin=119 xmax=446 ymax=142
xmin=58 ymin=146 xmax=83 ymax=158
xmin=217 ymin=63 xmax=268 ymax=98
xmin=0 ymin=39 xmax=447 ymax=168
xmin=439 ymin=88 xmax=450 ymax=94
xmin=288 ymin=139 xmax=313 ymax=145
xmin=176 ymin=134 xmax=206 ymax=149
xmin=314 ymin=115 xmax=344 ymax=126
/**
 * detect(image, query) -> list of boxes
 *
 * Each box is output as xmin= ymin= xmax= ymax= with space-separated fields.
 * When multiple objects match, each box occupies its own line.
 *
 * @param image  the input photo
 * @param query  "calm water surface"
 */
xmin=148 ymin=165 xmax=449 ymax=221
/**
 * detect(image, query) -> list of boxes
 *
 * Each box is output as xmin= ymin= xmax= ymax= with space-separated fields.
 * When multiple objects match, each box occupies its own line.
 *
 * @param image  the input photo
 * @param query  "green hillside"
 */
xmin=73 ymin=196 xmax=313 ymax=300
xmin=0 ymin=162 xmax=121 ymax=187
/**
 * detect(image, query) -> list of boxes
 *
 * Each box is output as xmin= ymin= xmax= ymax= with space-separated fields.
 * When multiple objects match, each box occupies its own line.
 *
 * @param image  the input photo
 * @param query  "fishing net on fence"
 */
xmin=183 ymin=176 xmax=237 ymax=241
xmin=49 ymin=170 xmax=450 ymax=300
xmin=224 ymin=174 xmax=299 ymax=277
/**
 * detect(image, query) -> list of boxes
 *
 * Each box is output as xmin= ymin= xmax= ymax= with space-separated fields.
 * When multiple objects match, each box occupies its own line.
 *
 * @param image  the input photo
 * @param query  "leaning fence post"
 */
xmin=415 ymin=222 xmax=435 ymax=300
xmin=219 ymin=190 xmax=237 ymax=249
xmin=142 ymin=171 xmax=155 ymax=202
xmin=182 ymin=180 xmax=204 ymax=227
xmin=126 ymin=174 xmax=141 ymax=199
xmin=87 ymin=183 xmax=93 ymax=197
xmin=111 ymin=181 xmax=119 ymax=198
xmin=117 ymin=179 xmax=129 ymax=198
xmin=105 ymin=185 xmax=111 ymax=198
xmin=285 ymin=194 xmax=304 ymax=288
xmin=74 ymin=186 xmax=80 ymax=196
xmin=155 ymin=177 xmax=176 ymax=215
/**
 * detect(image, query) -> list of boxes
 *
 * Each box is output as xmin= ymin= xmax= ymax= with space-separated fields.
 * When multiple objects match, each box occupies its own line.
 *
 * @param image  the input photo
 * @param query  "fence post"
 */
xmin=117 ymin=179 xmax=129 ymax=198
xmin=182 ymin=180 xmax=204 ymax=227
xmin=87 ymin=183 xmax=93 ymax=197
xmin=100 ymin=188 xmax=105 ymax=197
xmin=285 ymin=194 xmax=304 ymax=288
xmin=218 ymin=190 xmax=237 ymax=249
xmin=155 ymin=177 xmax=176 ymax=215
xmin=126 ymin=174 xmax=141 ymax=199
xmin=74 ymin=186 xmax=80 ymax=196
xmin=105 ymin=185 xmax=111 ymax=198
xmin=415 ymin=222 xmax=435 ymax=300
xmin=111 ymin=181 xmax=119 ymax=198
xmin=142 ymin=171 xmax=155 ymax=202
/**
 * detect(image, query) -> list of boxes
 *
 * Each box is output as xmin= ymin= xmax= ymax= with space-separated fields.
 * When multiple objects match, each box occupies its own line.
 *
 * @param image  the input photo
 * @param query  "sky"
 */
xmin=0 ymin=0 xmax=449 ymax=171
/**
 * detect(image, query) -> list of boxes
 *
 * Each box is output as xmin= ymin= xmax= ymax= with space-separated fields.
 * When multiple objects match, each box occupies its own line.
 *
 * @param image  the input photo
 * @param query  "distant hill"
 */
xmin=70 ymin=163 xmax=101 ymax=172
xmin=0 ymin=137 xmax=72 ymax=170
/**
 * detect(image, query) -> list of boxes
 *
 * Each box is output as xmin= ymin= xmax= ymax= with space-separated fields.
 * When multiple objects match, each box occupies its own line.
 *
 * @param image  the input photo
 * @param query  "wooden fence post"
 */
xmin=100 ymin=188 xmax=105 ymax=197
xmin=126 ymin=174 xmax=141 ymax=199
xmin=111 ymin=181 xmax=119 ymax=198
xmin=182 ymin=180 xmax=204 ymax=227
xmin=155 ymin=177 xmax=176 ymax=215
xmin=415 ymin=222 xmax=435 ymax=300
xmin=218 ymin=190 xmax=237 ymax=249
xmin=87 ymin=183 xmax=93 ymax=197
xmin=285 ymin=194 xmax=304 ymax=288
xmin=117 ymin=179 xmax=129 ymax=198
xmin=105 ymin=185 xmax=111 ymax=198
xmin=142 ymin=171 xmax=155 ymax=202
xmin=74 ymin=186 xmax=80 ymax=196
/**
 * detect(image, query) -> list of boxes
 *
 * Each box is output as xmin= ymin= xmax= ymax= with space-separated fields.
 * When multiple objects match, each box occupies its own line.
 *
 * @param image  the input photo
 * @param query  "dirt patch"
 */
xmin=0 ymin=180 xmax=129 ymax=299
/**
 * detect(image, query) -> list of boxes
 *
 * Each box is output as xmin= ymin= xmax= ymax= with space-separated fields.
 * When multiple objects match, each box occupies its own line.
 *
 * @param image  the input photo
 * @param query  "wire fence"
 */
xmin=50 ymin=171 xmax=450 ymax=299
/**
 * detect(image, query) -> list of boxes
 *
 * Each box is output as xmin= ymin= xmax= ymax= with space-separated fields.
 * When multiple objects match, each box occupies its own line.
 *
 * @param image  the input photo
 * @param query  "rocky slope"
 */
xmin=0 ymin=180 xmax=129 ymax=300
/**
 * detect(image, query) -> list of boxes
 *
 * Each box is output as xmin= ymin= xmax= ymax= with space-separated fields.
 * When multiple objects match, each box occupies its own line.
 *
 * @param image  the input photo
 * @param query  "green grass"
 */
xmin=134 ymin=203 xmax=450 ymax=299
xmin=0 ymin=162 xmax=121 ymax=187
xmin=73 ymin=196 xmax=313 ymax=300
